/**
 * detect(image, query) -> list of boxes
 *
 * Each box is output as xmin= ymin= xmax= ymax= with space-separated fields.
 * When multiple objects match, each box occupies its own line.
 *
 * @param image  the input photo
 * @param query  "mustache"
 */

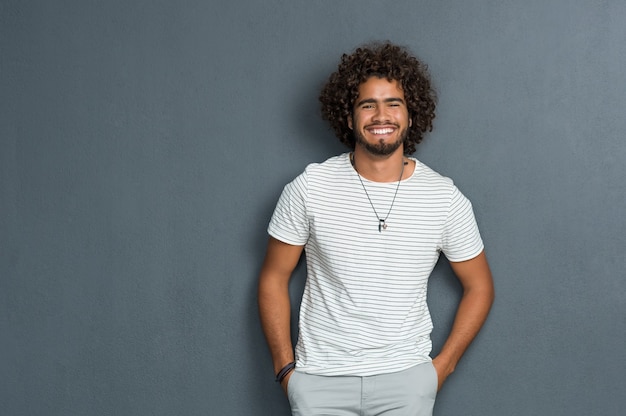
xmin=365 ymin=122 xmax=400 ymax=128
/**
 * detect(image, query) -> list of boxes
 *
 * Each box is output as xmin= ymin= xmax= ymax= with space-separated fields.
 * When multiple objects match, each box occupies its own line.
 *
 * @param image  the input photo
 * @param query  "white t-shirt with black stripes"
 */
xmin=268 ymin=153 xmax=484 ymax=377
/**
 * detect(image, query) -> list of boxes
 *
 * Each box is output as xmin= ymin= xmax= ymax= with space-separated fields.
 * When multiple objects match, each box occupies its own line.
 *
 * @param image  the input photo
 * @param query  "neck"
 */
xmin=351 ymin=146 xmax=411 ymax=182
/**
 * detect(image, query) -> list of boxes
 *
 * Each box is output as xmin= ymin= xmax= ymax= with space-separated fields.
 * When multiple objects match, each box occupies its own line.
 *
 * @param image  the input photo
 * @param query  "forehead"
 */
xmin=356 ymin=77 xmax=404 ymax=99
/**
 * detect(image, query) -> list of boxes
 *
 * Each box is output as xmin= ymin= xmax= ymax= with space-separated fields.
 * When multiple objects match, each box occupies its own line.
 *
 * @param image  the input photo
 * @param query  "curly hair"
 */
xmin=319 ymin=42 xmax=437 ymax=155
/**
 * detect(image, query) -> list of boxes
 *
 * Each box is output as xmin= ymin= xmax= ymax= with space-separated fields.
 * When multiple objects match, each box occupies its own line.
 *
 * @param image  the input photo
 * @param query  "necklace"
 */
xmin=351 ymin=153 xmax=405 ymax=232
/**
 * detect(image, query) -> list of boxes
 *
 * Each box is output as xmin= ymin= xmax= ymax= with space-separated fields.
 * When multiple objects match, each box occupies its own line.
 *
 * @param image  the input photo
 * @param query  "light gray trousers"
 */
xmin=287 ymin=362 xmax=438 ymax=416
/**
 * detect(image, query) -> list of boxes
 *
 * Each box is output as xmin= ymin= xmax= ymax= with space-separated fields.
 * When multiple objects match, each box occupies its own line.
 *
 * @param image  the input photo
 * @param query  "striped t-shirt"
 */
xmin=268 ymin=153 xmax=484 ymax=376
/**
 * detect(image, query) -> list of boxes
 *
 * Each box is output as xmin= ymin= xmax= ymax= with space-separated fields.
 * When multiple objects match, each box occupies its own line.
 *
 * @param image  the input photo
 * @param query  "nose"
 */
xmin=372 ymin=105 xmax=390 ymax=123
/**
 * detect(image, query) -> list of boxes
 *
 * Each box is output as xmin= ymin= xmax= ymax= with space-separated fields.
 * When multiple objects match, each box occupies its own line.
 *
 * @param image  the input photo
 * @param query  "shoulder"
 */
xmin=410 ymin=158 xmax=455 ymax=189
xmin=284 ymin=153 xmax=351 ymax=191
xmin=303 ymin=153 xmax=350 ymax=176
xmin=290 ymin=153 xmax=351 ymax=186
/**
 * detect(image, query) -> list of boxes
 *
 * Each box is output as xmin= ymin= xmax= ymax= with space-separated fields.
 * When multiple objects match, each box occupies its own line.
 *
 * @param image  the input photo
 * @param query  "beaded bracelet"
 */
xmin=275 ymin=361 xmax=296 ymax=383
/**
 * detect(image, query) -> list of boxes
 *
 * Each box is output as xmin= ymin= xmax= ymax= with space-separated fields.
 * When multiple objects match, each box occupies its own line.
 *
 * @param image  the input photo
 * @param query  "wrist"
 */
xmin=432 ymin=354 xmax=457 ymax=377
xmin=275 ymin=361 xmax=296 ymax=383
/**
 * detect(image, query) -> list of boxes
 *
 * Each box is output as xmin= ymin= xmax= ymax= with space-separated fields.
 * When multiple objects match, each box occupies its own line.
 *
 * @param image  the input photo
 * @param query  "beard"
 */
xmin=354 ymin=126 xmax=408 ymax=156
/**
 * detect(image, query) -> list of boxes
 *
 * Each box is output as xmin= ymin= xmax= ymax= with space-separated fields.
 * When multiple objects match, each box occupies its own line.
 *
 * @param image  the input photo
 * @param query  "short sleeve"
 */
xmin=267 ymin=172 xmax=310 ymax=246
xmin=441 ymin=186 xmax=484 ymax=262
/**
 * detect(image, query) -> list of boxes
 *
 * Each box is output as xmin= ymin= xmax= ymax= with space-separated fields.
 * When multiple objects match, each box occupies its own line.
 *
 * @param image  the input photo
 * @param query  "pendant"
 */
xmin=379 ymin=219 xmax=387 ymax=232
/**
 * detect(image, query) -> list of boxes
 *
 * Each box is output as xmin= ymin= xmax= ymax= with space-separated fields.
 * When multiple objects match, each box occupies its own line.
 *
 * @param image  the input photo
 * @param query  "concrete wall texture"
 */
xmin=2 ymin=1 xmax=625 ymax=415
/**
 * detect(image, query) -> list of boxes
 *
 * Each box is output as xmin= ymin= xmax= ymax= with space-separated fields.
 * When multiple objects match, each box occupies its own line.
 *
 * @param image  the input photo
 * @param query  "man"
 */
xmin=258 ymin=42 xmax=494 ymax=416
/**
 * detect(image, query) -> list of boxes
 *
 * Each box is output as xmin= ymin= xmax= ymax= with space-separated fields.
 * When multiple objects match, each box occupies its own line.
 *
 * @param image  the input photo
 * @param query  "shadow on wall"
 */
xmin=240 ymin=63 xmax=337 ymax=412
xmin=242 ymin=185 xmax=307 ymax=412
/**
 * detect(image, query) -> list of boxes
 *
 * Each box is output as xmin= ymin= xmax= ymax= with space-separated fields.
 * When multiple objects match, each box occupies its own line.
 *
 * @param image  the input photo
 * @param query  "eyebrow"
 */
xmin=355 ymin=97 xmax=405 ymax=107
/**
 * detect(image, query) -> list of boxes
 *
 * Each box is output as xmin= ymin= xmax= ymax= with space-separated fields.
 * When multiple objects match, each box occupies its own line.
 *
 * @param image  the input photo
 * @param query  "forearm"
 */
xmin=257 ymin=238 xmax=303 ymax=373
xmin=434 ymin=284 xmax=494 ymax=372
xmin=258 ymin=273 xmax=295 ymax=374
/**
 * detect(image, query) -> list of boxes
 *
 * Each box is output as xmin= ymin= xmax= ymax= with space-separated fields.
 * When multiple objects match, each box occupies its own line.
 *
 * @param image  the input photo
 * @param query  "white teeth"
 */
xmin=371 ymin=128 xmax=394 ymax=134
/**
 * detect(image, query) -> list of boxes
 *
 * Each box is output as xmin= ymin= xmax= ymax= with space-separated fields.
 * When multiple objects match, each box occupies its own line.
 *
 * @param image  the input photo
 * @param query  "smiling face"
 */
xmin=348 ymin=77 xmax=411 ymax=156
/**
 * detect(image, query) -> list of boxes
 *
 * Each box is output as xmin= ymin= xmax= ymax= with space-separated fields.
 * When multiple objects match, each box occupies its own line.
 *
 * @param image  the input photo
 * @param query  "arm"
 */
xmin=258 ymin=236 xmax=305 ymax=392
xmin=432 ymin=250 xmax=495 ymax=390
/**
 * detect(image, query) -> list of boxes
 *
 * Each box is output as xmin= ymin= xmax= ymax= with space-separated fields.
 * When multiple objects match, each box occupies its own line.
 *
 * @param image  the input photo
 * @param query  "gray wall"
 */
xmin=2 ymin=1 xmax=625 ymax=415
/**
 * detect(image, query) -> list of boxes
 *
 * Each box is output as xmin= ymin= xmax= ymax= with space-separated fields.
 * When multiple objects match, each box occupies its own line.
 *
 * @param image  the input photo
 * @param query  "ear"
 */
xmin=347 ymin=116 xmax=353 ymax=130
xmin=409 ymin=117 xmax=412 ymax=127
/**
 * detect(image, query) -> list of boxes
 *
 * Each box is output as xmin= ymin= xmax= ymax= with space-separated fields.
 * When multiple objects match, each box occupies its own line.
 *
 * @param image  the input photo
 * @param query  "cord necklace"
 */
xmin=351 ymin=152 xmax=406 ymax=232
